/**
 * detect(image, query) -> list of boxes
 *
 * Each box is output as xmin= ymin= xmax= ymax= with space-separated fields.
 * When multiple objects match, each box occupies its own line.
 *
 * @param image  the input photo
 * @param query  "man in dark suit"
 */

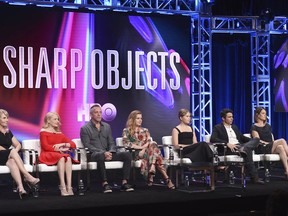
xmin=211 ymin=108 xmax=264 ymax=184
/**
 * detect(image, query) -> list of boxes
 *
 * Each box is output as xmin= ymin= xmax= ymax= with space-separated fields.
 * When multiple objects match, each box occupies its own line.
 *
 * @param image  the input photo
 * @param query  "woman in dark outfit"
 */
xmin=0 ymin=109 xmax=40 ymax=199
xmin=171 ymin=108 xmax=213 ymax=163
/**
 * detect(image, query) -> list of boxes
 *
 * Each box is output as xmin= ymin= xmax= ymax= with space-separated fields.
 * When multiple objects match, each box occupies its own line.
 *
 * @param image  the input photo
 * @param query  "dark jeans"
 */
xmin=91 ymin=151 xmax=132 ymax=183
xmin=225 ymin=138 xmax=260 ymax=179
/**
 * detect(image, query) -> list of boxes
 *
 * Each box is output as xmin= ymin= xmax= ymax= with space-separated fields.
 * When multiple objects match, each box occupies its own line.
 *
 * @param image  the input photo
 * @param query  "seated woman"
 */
xmin=122 ymin=110 xmax=175 ymax=189
xmin=0 ymin=109 xmax=40 ymax=199
xmin=171 ymin=108 xmax=214 ymax=163
xmin=251 ymin=107 xmax=288 ymax=179
xmin=39 ymin=111 xmax=79 ymax=196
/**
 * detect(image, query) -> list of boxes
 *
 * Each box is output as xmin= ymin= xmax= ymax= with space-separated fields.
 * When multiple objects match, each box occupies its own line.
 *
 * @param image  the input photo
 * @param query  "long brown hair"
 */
xmin=254 ymin=107 xmax=266 ymax=124
xmin=126 ymin=110 xmax=142 ymax=135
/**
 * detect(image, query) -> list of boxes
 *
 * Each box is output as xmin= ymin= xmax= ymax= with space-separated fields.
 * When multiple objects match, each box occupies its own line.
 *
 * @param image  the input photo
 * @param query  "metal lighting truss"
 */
xmin=191 ymin=14 xmax=212 ymax=141
xmin=251 ymin=30 xmax=271 ymax=124
xmin=3 ymin=0 xmax=197 ymax=14
xmin=211 ymin=16 xmax=272 ymax=124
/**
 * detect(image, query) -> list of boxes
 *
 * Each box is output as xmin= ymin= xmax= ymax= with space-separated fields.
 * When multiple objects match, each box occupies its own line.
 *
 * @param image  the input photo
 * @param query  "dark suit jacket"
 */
xmin=210 ymin=123 xmax=250 ymax=154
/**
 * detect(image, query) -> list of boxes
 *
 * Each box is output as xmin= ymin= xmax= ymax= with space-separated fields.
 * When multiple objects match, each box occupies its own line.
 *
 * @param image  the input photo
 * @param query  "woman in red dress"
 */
xmin=39 ymin=112 xmax=79 ymax=196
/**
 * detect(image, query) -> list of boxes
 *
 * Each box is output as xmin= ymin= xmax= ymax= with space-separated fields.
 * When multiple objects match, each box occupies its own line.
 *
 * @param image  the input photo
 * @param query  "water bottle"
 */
xmin=78 ymin=179 xmax=85 ymax=196
xmin=32 ymin=183 xmax=40 ymax=198
xmin=265 ymin=169 xmax=270 ymax=183
xmin=169 ymin=147 xmax=174 ymax=164
xmin=229 ymin=170 xmax=235 ymax=185
xmin=205 ymin=175 xmax=210 ymax=185
xmin=213 ymin=151 xmax=219 ymax=165
xmin=184 ymin=175 xmax=189 ymax=188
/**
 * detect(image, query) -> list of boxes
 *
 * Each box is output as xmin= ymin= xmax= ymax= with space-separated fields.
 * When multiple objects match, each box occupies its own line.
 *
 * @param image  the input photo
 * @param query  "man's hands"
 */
xmin=227 ymin=143 xmax=240 ymax=152
xmin=104 ymin=152 xmax=113 ymax=161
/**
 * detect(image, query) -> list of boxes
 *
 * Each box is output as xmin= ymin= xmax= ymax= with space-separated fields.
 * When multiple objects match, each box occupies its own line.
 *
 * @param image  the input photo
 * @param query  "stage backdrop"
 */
xmin=0 ymin=4 xmax=191 ymax=144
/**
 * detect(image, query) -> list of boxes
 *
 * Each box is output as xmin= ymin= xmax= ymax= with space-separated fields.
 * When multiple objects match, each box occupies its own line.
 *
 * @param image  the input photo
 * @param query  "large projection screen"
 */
xmin=271 ymin=34 xmax=288 ymax=112
xmin=0 ymin=4 xmax=191 ymax=144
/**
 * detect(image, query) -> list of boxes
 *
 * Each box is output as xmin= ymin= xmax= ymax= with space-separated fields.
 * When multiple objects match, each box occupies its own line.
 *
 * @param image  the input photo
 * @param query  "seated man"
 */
xmin=210 ymin=108 xmax=264 ymax=184
xmin=80 ymin=104 xmax=134 ymax=193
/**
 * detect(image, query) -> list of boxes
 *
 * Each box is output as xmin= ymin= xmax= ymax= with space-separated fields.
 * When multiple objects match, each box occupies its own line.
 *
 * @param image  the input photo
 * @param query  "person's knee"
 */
xmin=6 ymin=158 xmax=17 ymax=168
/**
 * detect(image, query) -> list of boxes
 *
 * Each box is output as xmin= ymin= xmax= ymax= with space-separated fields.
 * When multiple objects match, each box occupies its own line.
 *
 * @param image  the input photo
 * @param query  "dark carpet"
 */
xmin=0 ymin=166 xmax=288 ymax=216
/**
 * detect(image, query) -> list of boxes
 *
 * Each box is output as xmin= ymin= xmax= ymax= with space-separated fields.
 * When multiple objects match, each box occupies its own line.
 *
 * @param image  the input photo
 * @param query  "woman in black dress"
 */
xmin=0 ymin=109 xmax=40 ymax=199
xmin=171 ymin=108 xmax=213 ymax=163
xmin=251 ymin=107 xmax=288 ymax=178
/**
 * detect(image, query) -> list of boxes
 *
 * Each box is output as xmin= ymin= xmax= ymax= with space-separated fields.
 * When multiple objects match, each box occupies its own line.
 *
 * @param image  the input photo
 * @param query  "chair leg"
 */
xmin=86 ymin=169 xmax=90 ymax=190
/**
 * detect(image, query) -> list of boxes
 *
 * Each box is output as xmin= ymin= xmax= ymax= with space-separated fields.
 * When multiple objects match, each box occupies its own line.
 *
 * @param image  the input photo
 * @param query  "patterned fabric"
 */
xmin=122 ymin=127 xmax=165 ymax=179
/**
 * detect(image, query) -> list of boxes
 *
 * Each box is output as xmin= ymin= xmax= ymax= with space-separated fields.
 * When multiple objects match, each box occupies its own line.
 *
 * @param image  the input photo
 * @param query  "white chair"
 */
xmin=161 ymin=135 xmax=215 ymax=191
xmin=205 ymin=134 xmax=261 ymax=188
xmin=162 ymin=135 xmax=192 ymax=164
xmin=0 ymin=147 xmax=33 ymax=192
xmin=22 ymin=139 xmax=82 ymax=189
xmin=249 ymin=133 xmax=281 ymax=180
xmin=72 ymin=138 xmax=124 ymax=189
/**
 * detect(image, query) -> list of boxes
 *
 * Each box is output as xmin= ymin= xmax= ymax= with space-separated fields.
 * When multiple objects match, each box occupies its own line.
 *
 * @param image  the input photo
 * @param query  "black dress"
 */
xmin=250 ymin=124 xmax=273 ymax=154
xmin=0 ymin=130 xmax=13 ymax=165
xmin=175 ymin=127 xmax=213 ymax=162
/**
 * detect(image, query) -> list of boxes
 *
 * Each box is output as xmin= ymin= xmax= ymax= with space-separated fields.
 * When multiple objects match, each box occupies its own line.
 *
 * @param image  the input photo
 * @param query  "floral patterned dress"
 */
xmin=122 ymin=127 xmax=165 ymax=180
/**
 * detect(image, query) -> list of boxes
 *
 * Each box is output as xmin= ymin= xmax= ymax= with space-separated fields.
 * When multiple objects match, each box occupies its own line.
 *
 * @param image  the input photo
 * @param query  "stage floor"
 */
xmin=0 ymin=167 xmax=288 ymax=216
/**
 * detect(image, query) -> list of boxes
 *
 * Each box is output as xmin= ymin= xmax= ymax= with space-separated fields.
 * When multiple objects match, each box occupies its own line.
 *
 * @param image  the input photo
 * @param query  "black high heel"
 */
xmin=18 ymin=188 xmax=28 ymax=199
xmin=24 ymin=178 xmax=40 ymax=188
xmin=24 ymin=178 xmax=40 ymax=197
xmin=147 ymin=174 xmax=154 ymax=186
xmin=165 ymin=178 xmax=175 ymax=189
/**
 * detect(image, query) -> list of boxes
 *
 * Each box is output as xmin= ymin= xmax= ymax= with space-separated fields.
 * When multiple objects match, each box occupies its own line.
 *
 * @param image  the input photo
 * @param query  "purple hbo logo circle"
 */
xmin=101 ymin=103 xmax=117 ymax=121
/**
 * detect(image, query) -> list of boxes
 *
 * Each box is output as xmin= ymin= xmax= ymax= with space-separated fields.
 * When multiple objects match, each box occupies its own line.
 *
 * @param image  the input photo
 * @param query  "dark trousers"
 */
xmin=91 ymin=151 xmax=132 ymax=183
xmin=225 ymin=138 xmax=260 ymax=179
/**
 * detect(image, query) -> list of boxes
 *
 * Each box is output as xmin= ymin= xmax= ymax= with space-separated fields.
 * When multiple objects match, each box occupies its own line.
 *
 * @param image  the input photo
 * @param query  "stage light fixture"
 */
xmin=200 ymin=0 xmax=215 ymax=3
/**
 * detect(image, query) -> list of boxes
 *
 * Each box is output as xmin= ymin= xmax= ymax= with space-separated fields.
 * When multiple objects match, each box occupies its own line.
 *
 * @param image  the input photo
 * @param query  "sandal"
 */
xmin=149 ymin=163 xmax=156 ymax=176
xmin=147 ymin=174 xmax=154 ymax=186
xmin=165 ymin=178 xmax=175 ymax=190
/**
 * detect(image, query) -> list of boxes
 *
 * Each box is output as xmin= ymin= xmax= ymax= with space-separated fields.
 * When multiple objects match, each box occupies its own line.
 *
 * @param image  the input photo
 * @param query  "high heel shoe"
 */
xmin=66 ymin=187 xmax=74 ymax=196
xmin=149 ymin=163 xmax=156 ymax=176
xmin=59 ymin=186 xmax=69 ymax=196
xmin=24 ymin=178 xmax=40 ymax=197
xmin=24 ymin=177 xmax=40 ymax=189
xmin=18 ymin=188 xmax=28 ymax=199
xmin=147 ymin=174 xmax=154 ymax=186
xmin=165 ymin=178 xmax=175 ymax=190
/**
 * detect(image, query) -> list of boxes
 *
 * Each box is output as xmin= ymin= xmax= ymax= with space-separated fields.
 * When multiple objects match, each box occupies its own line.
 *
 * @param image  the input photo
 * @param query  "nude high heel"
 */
xmin=59 ymin=186 xmax=69 ymax=196
xmin=66 ymin=187 xmax=74 ymax=196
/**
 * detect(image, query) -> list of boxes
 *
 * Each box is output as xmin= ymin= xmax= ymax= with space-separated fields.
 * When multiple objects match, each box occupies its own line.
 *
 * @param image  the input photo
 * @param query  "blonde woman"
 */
xmin=0 ymin=109 xmax=40 ymax=199
xmin=122 ymin=110 xmax=175 ymax=189
xmin=39 ymin=112 xmax=79 ymax=196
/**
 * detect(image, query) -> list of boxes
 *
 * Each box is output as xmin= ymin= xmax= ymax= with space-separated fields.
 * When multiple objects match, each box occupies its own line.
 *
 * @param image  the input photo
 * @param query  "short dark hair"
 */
xmin=90 ymin=103 xmax=101 ymax=114
xmin=220 ymin=108 xmax=233 ymax=118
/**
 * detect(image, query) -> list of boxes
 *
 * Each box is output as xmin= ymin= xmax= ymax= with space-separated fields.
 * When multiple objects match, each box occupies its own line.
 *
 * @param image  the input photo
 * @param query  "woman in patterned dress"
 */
xmin=122 ymin=110 xmax=175 ymax=189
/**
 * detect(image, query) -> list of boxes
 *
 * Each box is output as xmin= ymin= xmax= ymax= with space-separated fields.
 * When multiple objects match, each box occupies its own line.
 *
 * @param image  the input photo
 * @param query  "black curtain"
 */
xmin=211 ymin=33 xmax=252 ymax=133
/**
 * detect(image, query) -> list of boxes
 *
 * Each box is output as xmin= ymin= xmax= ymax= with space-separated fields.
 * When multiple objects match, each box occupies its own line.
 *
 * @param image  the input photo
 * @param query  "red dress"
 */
xmin=39 ymin=131 xmax=79 ymax=165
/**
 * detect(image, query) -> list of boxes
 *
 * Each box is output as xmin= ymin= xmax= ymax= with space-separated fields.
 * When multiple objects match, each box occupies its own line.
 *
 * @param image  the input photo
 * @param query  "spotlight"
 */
xmin=200 ymin=0 xmax=215 ymax=3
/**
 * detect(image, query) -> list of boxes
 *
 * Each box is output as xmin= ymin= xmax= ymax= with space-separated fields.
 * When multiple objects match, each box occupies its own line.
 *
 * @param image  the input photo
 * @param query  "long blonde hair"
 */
xmin=0 ymin=109 xmax=9 ymax=132
xmin=126 ymin=110 xmax=142 ymax=135
xmin=42 ymin=112 xmax=61 ymax=132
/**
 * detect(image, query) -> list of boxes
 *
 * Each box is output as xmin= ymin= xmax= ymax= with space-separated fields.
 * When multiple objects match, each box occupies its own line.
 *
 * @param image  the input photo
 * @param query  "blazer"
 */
xmin=210 ymin=123 xmax=250 ymax=145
